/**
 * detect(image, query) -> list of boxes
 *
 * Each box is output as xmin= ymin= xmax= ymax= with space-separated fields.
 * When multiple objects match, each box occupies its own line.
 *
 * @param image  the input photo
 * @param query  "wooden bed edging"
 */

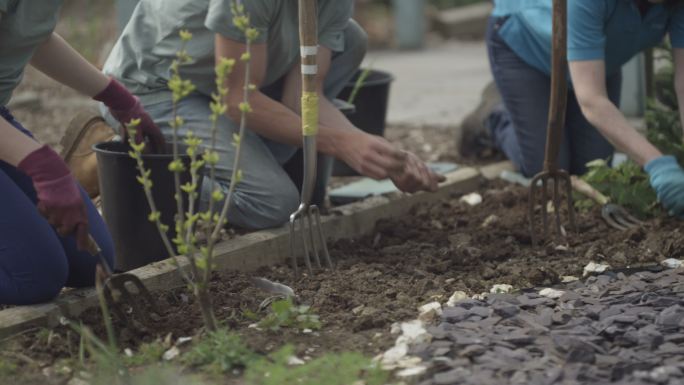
xmin=0 ymin=167 xmax=481 ymax=339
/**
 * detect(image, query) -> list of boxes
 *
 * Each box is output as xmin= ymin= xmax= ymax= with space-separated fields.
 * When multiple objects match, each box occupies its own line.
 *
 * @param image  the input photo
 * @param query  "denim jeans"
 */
xmin=107 ymin=20 xmax=367 ymax=230
xmin=486 ymin=16 xmax=621 ymax=177
xmin=0 ymin=107 xmax=114 ymax=305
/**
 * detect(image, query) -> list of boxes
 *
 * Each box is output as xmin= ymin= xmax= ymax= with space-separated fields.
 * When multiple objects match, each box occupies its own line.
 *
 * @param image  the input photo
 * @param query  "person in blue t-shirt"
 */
xmin=462 ymin=0 xmax=684 ymax=218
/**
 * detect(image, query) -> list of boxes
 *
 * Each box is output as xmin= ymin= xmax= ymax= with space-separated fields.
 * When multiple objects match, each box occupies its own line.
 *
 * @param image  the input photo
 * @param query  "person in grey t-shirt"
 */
xmin=101 ymin=0 xmax=444 ymax=230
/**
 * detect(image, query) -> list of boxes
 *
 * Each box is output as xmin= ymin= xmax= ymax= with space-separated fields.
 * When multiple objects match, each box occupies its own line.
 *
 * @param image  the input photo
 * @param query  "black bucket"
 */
xmin=93 ymin=142 xmax=201 ymax=271
xmin=334 ymin=69 xmax=395 ymax=176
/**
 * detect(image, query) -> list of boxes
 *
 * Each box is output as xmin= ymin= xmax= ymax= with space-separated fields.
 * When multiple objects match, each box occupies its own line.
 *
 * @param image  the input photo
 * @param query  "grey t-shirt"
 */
xmin=0 ymin=0 xmax=63 ymax=106
xmin=103 ymin=0 xmax=353 ymax=105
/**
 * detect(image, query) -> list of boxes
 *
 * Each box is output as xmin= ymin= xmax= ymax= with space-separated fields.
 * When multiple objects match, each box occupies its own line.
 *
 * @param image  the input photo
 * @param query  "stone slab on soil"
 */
xmin=0 ymin=167 xmax=480 ymax=339
xmin=417 ymin=267 xmax=684 ymax=385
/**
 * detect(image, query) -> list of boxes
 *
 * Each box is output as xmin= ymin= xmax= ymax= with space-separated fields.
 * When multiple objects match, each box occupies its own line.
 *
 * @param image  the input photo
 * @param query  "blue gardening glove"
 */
xmin=645 ymin=155 xmax=684 ymax=218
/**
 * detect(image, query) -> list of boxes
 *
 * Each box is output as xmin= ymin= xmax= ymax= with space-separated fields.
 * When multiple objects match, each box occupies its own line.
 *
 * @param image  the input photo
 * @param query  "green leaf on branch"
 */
xmin=168 ymin=159 xmax=186 ymax=173
xmin=148 ymin=211 xmax=161 ymax=223
xmin=578 ymin=159 xmax=659 ymax=218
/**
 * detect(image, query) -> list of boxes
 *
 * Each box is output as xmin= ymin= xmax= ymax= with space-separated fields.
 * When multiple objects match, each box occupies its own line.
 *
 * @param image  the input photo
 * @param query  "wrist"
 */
xmin=93 ymin=78 xmax=137 ymax=111
xmin=321 ymin=127 xmax=357 ymax=159
xmin=17 ymin=145 xmax=70 ymax=181
xmin=645 ymin=155 xmax=680 ymax=175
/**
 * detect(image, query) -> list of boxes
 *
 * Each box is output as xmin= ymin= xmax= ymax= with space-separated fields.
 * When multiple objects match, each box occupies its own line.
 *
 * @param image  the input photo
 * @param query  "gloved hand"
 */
xmin=17 ymin=145 xmax=89 ymax=250
xmin=94 ymin=78 xmax=166 ymax=153
xmin=645 ymin=155 xmax=684 ymax=218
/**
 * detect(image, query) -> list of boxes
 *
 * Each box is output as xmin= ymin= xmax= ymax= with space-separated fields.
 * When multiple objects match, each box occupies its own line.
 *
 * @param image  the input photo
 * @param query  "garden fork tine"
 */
xmin=290 ymin=0 xmax=334 ymax=277
xmin=528 ymin=0 xmax=577 ymax=245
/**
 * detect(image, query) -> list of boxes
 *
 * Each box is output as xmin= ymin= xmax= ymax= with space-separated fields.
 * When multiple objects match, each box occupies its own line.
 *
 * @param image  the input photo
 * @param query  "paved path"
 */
xmin=366 ymin=40 xmax=492 ymax=129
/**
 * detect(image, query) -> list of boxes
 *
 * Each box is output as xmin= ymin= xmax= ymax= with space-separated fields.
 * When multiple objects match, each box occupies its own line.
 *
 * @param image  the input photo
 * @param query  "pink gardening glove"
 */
xmin=94 ymin=78 xmax=166 ymax=153
xmin=18 ymin=145 xmax=89 ymax=251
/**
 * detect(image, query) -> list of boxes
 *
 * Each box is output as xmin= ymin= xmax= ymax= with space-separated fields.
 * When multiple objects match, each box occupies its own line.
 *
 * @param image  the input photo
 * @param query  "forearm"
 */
xmin=0 ymin=116 xmax=40 ymax=166
xmin=581 ymin=96 xmax=661 ymax=166
xmin=30 ymin=33 xmax=109 ymax=97
xmin=226 ymin=90 xmax=349 ymax=157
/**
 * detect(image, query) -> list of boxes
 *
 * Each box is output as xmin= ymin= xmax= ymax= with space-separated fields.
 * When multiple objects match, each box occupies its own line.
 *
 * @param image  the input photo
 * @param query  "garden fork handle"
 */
xmin=298 ymin=0 xmax=319 ymax=206
xmin=542 ymin=0 xmax=569 ymax=173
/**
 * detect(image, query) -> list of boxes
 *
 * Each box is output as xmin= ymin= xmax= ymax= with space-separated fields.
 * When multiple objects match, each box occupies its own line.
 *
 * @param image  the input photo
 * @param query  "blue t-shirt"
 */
xmin=492 ymin=0 xmax=684 ymax=76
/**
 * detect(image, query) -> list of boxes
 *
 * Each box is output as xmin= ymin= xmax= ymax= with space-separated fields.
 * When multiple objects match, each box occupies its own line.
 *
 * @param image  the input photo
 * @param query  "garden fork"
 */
xmin=528 ymin=0 xmax=577 ymax=245
xmin=86 ymin=235 xmax=159 ymax=324
xmin=289 ymin=0 xmax=334 ymax=277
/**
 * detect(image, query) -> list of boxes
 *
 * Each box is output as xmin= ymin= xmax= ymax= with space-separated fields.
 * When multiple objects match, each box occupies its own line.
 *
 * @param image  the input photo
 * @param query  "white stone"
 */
xmin=352 ymin=305 xmax=366 ymax=315
xmin=287 ymin=356 xmax=306 ymax=366
xmin=460 ymin=193 xmax=483 ymax=206
xmin=418 ymin=302 xmax=442 ymax=323
xmin=490 ymin=284 xmax=513 ymax=294
xmin=162 ymin=346 xmax=180 ymax=361
xmin=397 ymin=366 xmax=428 ymax=378
xmin=446 ymin=291 xmax=468 ymax=306
xmin=67 ymin=378 xmax=90 ymax=385
xmin=380 ymin=344 xmax=409 ymax=366
xmin=481 ymin=214 xmax=499 ymax=228
xmin=661 ymin=258 xmax=683 ymax=269
xmin=561 ymin=276 xmax=579 ymax=283
xmin=396 ymin=320 xmax=431 ymax=346
xmin=124 ymin=348 xmax=134 ymax=357
xmin=177 ymin=336 xmax=193 ymax=345
xmin=539 ymin=288 xmax=565 ymax=299
xmin=583 ymin=262 xmax=611 ymax=276
xmin=390 ymin=322 xmax=402 ymax=335
xmin=472 ymin=292 xmax=488 ymax=300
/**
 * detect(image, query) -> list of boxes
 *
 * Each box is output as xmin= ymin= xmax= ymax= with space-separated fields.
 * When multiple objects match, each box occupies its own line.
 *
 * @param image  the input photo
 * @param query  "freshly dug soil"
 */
xmin=10 ymin=179 xmax=684 ymax=373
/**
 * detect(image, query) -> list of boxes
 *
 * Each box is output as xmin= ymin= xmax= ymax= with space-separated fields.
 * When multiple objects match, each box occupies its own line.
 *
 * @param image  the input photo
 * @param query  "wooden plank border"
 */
xmin=0 ymin=167 xmax=480 ymax=338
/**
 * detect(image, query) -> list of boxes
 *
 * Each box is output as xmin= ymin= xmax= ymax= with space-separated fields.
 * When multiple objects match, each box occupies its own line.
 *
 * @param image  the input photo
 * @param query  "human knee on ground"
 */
xmin=206 ymin=177 xmax=300 ymax=230
xmin=0 ymin=236 xmax=70 ymax=305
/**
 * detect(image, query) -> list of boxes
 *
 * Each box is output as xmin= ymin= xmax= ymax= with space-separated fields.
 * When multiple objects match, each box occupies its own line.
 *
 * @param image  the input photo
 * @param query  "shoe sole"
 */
xmin=60 ymin=107 xmax=112 ymax=162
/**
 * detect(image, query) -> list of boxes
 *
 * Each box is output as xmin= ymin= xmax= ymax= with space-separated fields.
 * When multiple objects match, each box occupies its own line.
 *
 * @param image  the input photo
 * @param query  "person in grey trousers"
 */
xmin=93 ymin=0 xmax=444 ymax=230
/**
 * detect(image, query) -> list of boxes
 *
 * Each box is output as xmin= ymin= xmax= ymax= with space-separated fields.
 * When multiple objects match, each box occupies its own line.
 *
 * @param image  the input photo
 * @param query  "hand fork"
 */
xmin=289 ymin=0 xmax=334 ymax=277
xmin=570 ymin=176 xmax=643 ymax=231
xmin=528 ymin=0 xmax=577 ymax=245
xmin=85 ymin=235 xmax=159 ymax=324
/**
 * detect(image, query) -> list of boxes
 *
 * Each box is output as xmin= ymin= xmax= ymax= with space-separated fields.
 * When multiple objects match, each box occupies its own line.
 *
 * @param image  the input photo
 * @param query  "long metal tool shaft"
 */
xmin=528 ymin=0 xmax=576 ymax=245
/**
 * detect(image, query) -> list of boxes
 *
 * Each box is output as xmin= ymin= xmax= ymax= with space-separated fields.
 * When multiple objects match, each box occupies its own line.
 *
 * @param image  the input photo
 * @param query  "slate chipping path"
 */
xmin=414 ymin=268 xmax=684 ymax=385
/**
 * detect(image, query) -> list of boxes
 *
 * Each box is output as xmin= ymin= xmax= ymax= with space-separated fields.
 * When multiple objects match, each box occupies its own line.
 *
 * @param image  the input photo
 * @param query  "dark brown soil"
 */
xmin=9 ymin=179 xmax=684 ymax=372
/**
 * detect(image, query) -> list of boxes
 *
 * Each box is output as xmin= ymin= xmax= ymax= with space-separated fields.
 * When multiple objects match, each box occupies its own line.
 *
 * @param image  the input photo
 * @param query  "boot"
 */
xmin=457 ymin=80 xmax=502 ymax=158
xmin=60 ymin=108 xmax=117 ymax=198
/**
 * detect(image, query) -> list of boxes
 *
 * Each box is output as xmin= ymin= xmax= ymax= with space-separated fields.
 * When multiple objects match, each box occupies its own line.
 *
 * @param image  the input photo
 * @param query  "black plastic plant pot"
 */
xmin=93 ymin=141 xmax=201 ymax=272
xmin=334 ymin=68 xmax=395 ymax=176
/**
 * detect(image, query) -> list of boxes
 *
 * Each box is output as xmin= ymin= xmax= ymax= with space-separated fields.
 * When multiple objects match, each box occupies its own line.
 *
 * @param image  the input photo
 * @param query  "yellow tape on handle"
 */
xmin=301 ymin=91 xmax=319 ymax=136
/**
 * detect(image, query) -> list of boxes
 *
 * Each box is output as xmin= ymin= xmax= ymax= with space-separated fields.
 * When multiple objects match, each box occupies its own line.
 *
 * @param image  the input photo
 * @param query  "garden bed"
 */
xmin=2 ymin=176 xmax=682 ymax=384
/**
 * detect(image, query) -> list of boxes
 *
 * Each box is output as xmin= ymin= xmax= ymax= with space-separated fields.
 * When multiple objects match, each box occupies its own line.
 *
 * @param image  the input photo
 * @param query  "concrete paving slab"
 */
xmin=365 ymin=40 xmax=492 ymax=128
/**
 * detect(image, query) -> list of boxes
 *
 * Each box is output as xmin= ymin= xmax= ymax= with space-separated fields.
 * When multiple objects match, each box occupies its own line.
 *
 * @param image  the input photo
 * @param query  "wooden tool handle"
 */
xmin=570 ymin=176 xmax=609 ymax=205
xmin=299 ymin=0 xmax=317 ymax=91
xmin=542 ymin=0 xmax=569 ymax=172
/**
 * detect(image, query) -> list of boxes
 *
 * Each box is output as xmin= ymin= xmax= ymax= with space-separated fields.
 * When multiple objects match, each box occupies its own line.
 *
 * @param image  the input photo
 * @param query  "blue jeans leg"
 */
xmin=486 ymin=16 xmax=618 ymax=177
xmin=0 ymin=107 xmax=114 ymax=305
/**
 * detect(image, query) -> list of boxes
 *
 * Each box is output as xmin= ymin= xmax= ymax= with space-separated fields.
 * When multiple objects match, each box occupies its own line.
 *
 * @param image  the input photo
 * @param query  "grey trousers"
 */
xmin=139 ymin=21 xmax=367 ymax=230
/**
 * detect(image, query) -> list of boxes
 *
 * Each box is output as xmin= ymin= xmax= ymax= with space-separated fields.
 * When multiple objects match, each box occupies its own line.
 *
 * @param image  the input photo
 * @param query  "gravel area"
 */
xmin=415 ymin=267 xmax=684 ymax=385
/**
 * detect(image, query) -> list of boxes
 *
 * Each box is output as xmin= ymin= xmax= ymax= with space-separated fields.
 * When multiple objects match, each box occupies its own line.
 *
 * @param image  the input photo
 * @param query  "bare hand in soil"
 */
xmin=390 ymin=151 xmax=445 ymax=193
xmin=339 ymin=132 xmax=406 ymax=179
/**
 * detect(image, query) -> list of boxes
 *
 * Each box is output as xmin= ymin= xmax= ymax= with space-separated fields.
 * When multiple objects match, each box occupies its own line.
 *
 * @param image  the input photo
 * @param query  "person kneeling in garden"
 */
xmin=459 ymin=0 xmax=684 ymax=218
xmin=66 ymin=0 xmax=444 ymax=231
xmin=0 ymin=1 xmax=164 ymax=305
